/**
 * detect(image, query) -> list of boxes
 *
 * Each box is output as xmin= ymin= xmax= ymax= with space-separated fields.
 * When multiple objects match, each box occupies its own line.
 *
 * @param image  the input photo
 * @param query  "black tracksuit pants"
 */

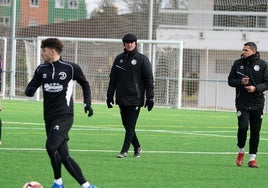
xmin=119 ymin=105 xmax=141 ymax=153
xmin=237 ymin=108 xmax=263 ymax=154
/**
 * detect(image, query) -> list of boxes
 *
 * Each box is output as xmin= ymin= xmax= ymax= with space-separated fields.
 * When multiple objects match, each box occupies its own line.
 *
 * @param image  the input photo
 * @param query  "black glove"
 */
xmin=144 ymin=98 xmax=154 ymax=111
xmin=84 ymin=104 xmax=93 ymax=117
xmin=106 ymin=98 xmax=114 ymax=108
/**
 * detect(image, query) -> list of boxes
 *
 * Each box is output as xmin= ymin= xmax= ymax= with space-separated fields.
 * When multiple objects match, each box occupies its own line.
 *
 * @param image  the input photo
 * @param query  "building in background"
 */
xmin=157 ymin=0 xmax=268 ymax=110
xmin=1 ymin=0 xmax=268 ymax=111
xmin=48 ymin=0 xmax=86 ymax=24
xmin=20 ymin=0 xmax=47 ymax=27
xmin=0 ymin=0 xmax=13 ymax=28
xmin=0 ymin=0 xmax=86 ymax=28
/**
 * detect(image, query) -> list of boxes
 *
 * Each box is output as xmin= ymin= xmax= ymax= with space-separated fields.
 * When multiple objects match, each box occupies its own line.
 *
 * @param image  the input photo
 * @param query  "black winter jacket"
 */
xmin=107 ymin=48 xmax=154 ymax=106
xmin=25 ymin=59 xmax=91 ymax=119
xmin=228 ymin=52 xmax=268 ymax=110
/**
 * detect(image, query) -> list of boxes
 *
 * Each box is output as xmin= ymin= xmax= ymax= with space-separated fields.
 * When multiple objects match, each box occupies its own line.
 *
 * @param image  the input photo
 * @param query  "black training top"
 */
xmin=228 ymin=52 xmax=268 ymax=110
xmin=107 ymin=48 xmax=154 ymax=106
xmin=25 ymin=59 xmax=91 ymax=119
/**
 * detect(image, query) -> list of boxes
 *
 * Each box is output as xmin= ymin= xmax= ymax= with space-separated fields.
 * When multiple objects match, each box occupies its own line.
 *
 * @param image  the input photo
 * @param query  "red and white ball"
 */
xmin=22 ymin=181 xmax=43 ymax=188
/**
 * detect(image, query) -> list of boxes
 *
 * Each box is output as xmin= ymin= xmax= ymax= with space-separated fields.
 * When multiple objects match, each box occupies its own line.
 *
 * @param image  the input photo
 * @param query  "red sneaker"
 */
xmin=236 ymin=152 xmax=244 ymax=166
xmin=248 ymin=160 xmax=259 ymax=168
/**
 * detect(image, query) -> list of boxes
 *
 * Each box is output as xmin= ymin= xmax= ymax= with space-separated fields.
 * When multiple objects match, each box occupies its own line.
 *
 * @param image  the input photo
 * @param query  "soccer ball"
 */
xmin=22 ymin=181 xmax=43 ymax=188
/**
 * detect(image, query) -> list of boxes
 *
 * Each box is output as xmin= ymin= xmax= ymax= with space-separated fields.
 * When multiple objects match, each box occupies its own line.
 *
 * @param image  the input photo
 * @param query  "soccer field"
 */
xmin=1 ymin=99 xmax=268 ymax=188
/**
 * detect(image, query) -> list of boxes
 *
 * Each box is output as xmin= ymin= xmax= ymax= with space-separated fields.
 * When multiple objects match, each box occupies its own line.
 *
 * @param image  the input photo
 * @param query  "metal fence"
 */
xmin=2 ymin=1 xmax=268 ymax=112
xmin=1 ymin=37 xmax=186 ymax=106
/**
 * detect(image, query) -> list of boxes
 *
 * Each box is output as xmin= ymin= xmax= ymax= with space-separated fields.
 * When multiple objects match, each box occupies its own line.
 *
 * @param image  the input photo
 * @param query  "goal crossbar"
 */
xmin=34 ymin=37 xmax=184 ymax=108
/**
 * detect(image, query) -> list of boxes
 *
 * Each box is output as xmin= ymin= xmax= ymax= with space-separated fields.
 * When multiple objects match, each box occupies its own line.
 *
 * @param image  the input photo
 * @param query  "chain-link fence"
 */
xmin=1 ymin=0 xmax=268 ymax=111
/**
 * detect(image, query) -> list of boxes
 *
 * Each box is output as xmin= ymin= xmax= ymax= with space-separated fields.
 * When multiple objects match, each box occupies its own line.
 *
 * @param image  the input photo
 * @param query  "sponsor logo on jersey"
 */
xmin=44 ymin=83 xmax=63 ymax=92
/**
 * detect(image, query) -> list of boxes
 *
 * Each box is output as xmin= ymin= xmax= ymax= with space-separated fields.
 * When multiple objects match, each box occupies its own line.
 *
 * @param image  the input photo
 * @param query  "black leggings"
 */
xmin=45 ymin=116 xmax=87 ymax=185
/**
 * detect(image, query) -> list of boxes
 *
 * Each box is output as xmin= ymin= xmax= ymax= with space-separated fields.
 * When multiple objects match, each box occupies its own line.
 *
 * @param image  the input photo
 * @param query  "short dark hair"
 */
xmin=41 ymin=38 xmax=63 ymax=53
xmin=244 ymin=42 xmax=257 ymax=52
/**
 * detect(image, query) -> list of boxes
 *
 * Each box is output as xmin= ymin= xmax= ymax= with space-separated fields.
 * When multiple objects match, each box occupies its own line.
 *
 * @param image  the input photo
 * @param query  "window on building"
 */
xmin=30 ymin=0 xmax=39 ymax=7
xmin=68 ymin=0 xmax=78 ymax=9
xmin=183 ymin=49 xmax=200 ymax=76
xmin=215 ymin=59 xmax=233 ymax=74
xmin=54 ymin=18 xmax=64 ymax=23
xmin=213 ymin=0 xmax=267 ymax=28
xmin=0 ymin=16 xmax=10 ymax=26
xmin=29 ymin=18 xmax=39 ymax=26
xmin=0 ymin=0 xmax=11 ymax=5
xmin=55 ymin=0 xmax=64 ymax=8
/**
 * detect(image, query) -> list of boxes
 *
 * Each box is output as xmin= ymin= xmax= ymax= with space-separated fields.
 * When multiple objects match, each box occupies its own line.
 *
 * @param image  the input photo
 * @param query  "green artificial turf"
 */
xmin=1 ymin=99 xmax=268 ymax=187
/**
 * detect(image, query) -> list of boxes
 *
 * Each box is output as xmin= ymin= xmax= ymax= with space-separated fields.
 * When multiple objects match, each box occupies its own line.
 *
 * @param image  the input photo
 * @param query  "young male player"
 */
xmin=25 ymin=38 xmax=97 ymax=188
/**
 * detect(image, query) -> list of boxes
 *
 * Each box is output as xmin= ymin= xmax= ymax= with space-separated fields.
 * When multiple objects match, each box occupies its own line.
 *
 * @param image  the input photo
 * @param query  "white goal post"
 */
xmin=23 ymin=37 xmax=184 ymax=108
xmin=0 ymin=37 xmax=7 ymax=98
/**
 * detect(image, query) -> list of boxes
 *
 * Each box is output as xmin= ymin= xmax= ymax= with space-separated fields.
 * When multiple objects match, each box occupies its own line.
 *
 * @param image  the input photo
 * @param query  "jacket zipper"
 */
xmin=51 ymin=63 xmax=55 ymax=80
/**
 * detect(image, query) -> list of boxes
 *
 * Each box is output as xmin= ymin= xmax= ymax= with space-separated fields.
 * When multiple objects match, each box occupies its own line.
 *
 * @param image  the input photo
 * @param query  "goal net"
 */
xmin=11 ymin=0 xmax=268 ymax=110
xmin=23 ymin=37 xmax=183 ymax=108
xmin=24 ymin=40 xmax=38 ymax=83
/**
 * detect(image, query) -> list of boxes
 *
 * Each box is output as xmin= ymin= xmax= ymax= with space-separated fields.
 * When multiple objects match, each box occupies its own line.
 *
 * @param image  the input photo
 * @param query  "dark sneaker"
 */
xmin=236 ymin=152 xmax=244 ymax=166
xmin=117 ymin=152 xmax=127 ymax=158
xmin=134 ymin=147 xmax=142 ymax=158
xmin=248 ymin=160 xmax=259 ymax=168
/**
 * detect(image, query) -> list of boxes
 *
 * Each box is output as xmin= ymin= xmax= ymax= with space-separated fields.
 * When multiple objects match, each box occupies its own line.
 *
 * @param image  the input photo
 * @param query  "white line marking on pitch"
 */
xmin=1 ymin=147 xmax=268 ymax=155
xmin=3 ymin=121 xmax=268 ymax=141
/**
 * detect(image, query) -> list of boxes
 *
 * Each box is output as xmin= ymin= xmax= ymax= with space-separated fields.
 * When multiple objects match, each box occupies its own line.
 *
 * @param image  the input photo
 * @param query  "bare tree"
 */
xmin=92 ymin=0 xmax=191 ymax=39
xmin=166 ymin=0 xmax=189 ymax=9
xmin=124 ymin=0 xmax=163 ymax=39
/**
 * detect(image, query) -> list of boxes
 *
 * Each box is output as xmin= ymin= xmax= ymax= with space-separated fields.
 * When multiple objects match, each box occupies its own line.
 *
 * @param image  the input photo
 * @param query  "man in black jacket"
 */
xmin=25 ymin=38 xmax=96 ymax=188
xmin=106 ymin=33 xmax=154 ymax=158
xmin=228 ymin=42 xmax=268 ymax=168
